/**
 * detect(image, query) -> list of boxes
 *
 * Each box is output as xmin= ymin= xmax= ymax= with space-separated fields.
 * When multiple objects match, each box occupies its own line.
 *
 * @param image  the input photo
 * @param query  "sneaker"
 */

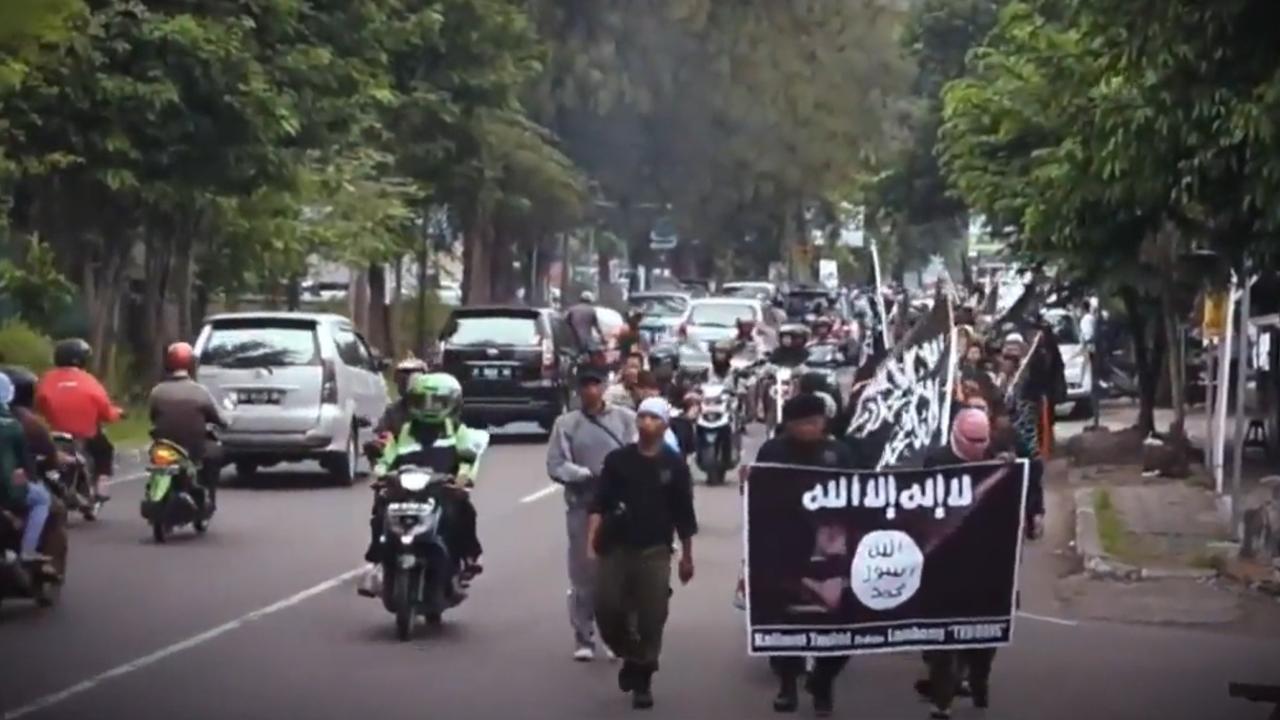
xmin=573 ymin=645 xmax=596 ymax=662
xmin=356 ymin=564 xmax=383 ymax=598
xmin=930 ymin=705 xmax=951 ymax=719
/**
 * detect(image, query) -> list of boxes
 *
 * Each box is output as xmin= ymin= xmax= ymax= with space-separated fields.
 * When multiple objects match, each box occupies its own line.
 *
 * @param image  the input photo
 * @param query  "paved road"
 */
xmin=2 ymin=427 xmax=1277 ymax=720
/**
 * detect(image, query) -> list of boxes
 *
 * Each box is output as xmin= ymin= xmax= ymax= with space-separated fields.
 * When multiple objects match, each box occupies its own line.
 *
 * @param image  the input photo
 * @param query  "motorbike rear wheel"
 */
xmin=152 ymin=520 xmax=168 ymax=544
xmin=705 ymin=468 xmax=726 ymax=486
xmin=393 ymin=569 xmax=413 ymax=641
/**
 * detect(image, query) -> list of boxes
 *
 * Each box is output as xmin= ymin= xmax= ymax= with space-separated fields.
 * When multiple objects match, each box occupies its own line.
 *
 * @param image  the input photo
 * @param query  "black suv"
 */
xmin=438 ymin=306 xmax=575 ymax=432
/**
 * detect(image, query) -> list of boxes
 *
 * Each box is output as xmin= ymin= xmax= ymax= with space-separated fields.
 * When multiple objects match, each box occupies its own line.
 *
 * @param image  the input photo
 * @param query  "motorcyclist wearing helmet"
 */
xmin=35 ymin=339 xmax=122 ymax=502
xmin=358 ymin=372 xmax=488 ymax=597
xmin=373 ymin=355 xmax=429 ymax=438
xmin=0 ymin=372 xmax=56 ymax=571
xmin=769 ymin=324 xmax=811 ymax=368
xmin=1 ymin=366 xmax=64 ymax=474
xmin=148 ymin=343 xmax=229 ymax=508
xmin=810 ymin=314 xmax=835 ymax=345
xmin=564 ymin=290 xmax=605 ymax=357
xmin=0 ymin=366 xmax=69 ymax=580
xmin=709 ymin=340 xmax=736 ymax=383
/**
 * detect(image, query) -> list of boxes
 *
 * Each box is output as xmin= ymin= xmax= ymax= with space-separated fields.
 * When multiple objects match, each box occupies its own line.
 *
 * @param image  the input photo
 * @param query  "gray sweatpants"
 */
xmin=565 ymin=495 xmax=597 ymax=648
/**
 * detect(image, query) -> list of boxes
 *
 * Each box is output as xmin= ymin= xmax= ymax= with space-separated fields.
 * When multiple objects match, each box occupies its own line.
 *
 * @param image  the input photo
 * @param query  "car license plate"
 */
xmin=237 ymin=389 xmax=282 ymax=404
xmin=476 ymin=366 xmax=511 ymax=380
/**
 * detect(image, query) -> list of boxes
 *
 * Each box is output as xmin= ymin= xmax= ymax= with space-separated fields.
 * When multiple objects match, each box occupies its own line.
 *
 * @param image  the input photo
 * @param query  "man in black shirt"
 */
xmin=589 ymin=396 xmax=697 ymax=710
xmin=753 ymin=393 xmax=853 ymax=717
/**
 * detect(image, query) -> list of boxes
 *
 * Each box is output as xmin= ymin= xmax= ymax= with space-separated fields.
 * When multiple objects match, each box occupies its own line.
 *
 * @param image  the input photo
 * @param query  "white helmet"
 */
xmin=580 ymin=290 xmax=596 ymax=304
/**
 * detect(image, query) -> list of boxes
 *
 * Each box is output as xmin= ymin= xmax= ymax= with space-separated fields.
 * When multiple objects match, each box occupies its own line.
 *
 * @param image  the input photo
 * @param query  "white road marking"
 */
xmin=519 ymin=484 xmax=560 ymax=504
xmin=106 ymin=472 xmax=147 ymax=487
xmin=1 ymin=567 xmax=364 ymax=720
xmin=1018 ymin=611 xmax=1080 ymax=626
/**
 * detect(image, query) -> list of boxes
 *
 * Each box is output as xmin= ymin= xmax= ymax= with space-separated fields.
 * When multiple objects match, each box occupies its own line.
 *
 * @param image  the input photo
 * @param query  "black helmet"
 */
xmin=54 ymin=338 xmax=92 ymax=368
xmin=0 ymin=366 xmax=37 ymax=408
xmin=778 ymin=324 xmax=810 ymax=347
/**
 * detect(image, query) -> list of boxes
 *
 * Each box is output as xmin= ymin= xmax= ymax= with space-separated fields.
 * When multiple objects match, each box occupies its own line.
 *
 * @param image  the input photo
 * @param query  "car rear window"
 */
xmin=200 ymin=319 xmax=321 ymax=367
xmin=689 ymin=302 xmax=758 ymax=327
xmin=630 ymin=295 xmax=688 ymax=317
xmin=444 ymin=312 xmax=542 ymax=346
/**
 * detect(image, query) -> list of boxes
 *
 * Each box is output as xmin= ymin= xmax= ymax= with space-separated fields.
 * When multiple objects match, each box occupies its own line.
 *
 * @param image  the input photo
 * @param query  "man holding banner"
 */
xmin=753 ymin=393 xmax=855 ymax=716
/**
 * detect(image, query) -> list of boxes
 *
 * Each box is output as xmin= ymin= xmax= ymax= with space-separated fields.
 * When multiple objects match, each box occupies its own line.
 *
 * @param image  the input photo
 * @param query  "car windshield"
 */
xmin=722 ymin=285 xmax=770 ymax=300
xmin=689 ymin=302 xmax=757 ymax=327
xmin=1049 ymin=313 xmax=1080 ymax=344
xmin=201 ymin=320 xmax=321 ymax=367
xmin=630 ymin=295 xmax=688 ymax=318
xmin=445 ymin=313 xmax=541 ymax=346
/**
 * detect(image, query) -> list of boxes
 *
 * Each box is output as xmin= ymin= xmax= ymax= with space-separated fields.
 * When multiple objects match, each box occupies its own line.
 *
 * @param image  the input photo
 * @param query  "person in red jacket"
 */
xmin=35 ymin=339 xmax=122 ymax=502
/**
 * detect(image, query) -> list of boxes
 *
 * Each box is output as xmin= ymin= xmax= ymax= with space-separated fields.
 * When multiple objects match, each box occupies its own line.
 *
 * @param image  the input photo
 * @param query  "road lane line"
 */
xmin=1018 ymin=611 xmax=1079 ymax=626
xmin=106 ymin=472 xmax=146 ymax=487
xmin=2 ymin=566 xmax=364 ymax=720
xmin=519 ymin=484 xmax=560 ymax=504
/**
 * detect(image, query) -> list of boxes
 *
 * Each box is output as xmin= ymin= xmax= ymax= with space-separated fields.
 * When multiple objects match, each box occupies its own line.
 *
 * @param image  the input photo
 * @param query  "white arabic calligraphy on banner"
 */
xmin=801 ymin=473 xmax=974 ymax=520
xmin=847 ymin=333 xmax=949 ymax=469
xmin=850 ymin=530 xmax=924 ymax=610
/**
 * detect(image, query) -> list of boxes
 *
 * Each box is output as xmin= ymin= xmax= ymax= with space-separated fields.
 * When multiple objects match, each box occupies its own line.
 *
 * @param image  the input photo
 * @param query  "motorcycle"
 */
xmin=141 ymin=437 xmax=215 ymax=543
xmin=375 ymin=465 xmax=470 ymax=641
xmin=0 ymin=502 xmax=61 ymax=610
xmin=693 ymin=380 xmax=741 ymax=485
xmin=48 ymin=432 xmax=101 ymax=521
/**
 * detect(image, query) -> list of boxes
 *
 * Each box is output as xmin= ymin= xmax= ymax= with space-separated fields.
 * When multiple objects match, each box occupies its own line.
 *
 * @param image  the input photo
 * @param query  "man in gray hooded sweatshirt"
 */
xmin=546 ymin=364 xmax=637 ymax=661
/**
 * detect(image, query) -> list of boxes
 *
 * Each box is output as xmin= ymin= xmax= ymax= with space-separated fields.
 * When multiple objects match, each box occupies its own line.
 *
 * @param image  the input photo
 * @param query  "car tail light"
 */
xmin=321 ymin=359 xmax=338 ymax=404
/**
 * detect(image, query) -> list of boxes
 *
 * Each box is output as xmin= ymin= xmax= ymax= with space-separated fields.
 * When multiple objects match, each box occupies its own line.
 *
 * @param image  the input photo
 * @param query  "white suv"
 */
xmin=193 ymin=312 xmax=390 ymax=484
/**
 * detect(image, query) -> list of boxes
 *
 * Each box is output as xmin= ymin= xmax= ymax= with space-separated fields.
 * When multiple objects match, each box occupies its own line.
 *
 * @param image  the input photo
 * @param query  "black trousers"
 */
xmin=85 ymin=431 xmax=114 ymax=476
xmin=924 ymin=649 xmax=996 ymax=709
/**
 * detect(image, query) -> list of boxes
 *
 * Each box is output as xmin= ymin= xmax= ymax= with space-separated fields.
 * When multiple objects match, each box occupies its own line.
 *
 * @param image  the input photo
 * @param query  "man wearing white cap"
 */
xmin=588 ymin=396 xmax=697 ymax=710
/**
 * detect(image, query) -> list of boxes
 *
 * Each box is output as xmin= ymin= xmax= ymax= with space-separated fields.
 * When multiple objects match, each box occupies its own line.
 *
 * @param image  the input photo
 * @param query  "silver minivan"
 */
xmin=193 ymin=312 xmax=390 ymax=484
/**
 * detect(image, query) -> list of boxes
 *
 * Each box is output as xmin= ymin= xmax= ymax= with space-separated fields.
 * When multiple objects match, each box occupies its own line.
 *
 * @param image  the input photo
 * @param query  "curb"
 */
xmin=1072 ymin=487 xmax=1218 ymax=582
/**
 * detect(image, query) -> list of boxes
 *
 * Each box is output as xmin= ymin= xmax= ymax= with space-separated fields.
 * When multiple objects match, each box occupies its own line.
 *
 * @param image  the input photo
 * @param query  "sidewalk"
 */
xmin=1048 ymin=402 xmax=1280 ymax=628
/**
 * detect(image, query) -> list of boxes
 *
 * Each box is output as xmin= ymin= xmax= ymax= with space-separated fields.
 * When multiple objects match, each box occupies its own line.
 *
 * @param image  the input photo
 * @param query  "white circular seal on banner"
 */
xmin=850 ymin=530 xmax=924 ymax=611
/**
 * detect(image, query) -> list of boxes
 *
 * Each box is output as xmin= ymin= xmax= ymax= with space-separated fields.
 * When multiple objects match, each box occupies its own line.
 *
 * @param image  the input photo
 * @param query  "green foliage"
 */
xmin=0 ymin=319 xmax=54 ymax=373
xmin=0 ymin=235 xmax=75 ymax=331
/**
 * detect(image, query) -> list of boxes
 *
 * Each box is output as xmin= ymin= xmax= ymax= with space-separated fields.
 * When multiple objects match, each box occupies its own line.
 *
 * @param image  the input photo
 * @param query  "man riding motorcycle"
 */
xmin=769 ymin=324 xmax=812 ymax=367
xmin=373 ymin=355 xmax=430 ymax=437
xmin=731 ymin=318 xmax=765 ymax=358
xmin=35 ymin=339 xmax=122 ymax=503
xmin=358 ymin=372 xmax=488 ymax=598
xmin=0 ymin=372 xmax=54 ymax=569
xmin=810 ymin=315 xmax=836 ymax=345
xmin=147 ymin=343 xmax=229 ymax=509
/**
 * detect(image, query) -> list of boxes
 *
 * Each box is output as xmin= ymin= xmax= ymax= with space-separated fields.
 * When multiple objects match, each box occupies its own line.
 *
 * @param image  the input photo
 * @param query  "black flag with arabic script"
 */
xmin=845 ymin=292 xmax=956 ymax=470
xmin=744 ymin=460 xmax=1029 ymax=656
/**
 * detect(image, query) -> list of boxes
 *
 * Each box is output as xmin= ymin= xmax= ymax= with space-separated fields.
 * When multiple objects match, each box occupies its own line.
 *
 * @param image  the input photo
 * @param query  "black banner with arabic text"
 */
xmin=745 ymin=460 xmax=1028 ymax=656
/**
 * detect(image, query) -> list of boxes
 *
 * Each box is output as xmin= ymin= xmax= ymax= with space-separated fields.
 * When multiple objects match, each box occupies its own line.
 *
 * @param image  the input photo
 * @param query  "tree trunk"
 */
xmin=1122 ymin=287 xmax=1161 ymax=435
xmin=366 ymin=262 xmax=393 ymax=357
xmin=1162 ymin=287 xmax=1188 ymax=440
xmin=415 ymin=239 xmax=429 ymax=358
xmin=173 ymin=236 xmax=195 ymax=341
xmin=462 ymin=217 xmax=494 ymax=305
